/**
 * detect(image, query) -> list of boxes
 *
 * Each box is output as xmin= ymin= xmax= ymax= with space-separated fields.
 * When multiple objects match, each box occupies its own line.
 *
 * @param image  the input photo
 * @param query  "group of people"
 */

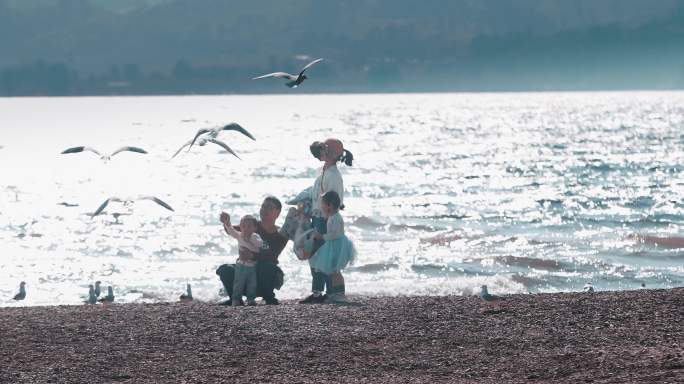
xmin=216 ymin=137 xmax=356 ymax=306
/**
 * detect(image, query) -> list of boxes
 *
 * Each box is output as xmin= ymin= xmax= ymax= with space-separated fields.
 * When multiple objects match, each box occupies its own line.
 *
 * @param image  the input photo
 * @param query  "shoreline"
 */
xmin=1 ymin=288 xmax=683 ymax=383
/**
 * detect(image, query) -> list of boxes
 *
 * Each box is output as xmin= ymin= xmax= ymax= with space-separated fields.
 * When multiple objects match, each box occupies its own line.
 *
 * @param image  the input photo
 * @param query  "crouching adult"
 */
xmin=216 ymin=196 xmax=288 ymax=305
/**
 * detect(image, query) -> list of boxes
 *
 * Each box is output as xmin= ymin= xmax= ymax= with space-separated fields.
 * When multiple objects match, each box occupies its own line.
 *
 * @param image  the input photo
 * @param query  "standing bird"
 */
xmin=180 ymin=284 xmax=193 ymax=302
xmin=61 ymin=146 xmax=148 ymax=161
xmin=84 ymin=285 xmax=97 ymax=304
xmin=91 ymin=196 xmax=174 ymax=217
xmin=479 ymin=285 xmax=502 ymax=306
xmin=583 ymin=282 xmax=595 ymax=293
xmin=252 ymin=58 xmax=324 ymax=88
xmin=94 ymin=281 xmax=102 ymax=298
xmin=13 ymin=281 xmax=26 ymax=301
xmin=98 ymin=286 xmax=115 ymax=304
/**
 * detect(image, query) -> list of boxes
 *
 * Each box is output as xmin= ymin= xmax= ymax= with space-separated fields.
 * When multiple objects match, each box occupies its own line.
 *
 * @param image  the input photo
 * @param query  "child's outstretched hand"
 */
xmin=220 ymin=211 xmax=231 ymax=226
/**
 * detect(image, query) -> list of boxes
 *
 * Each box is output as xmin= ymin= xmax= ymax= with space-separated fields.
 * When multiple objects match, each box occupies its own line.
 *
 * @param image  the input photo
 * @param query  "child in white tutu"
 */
xmin=308 ymin=191 xmax=356 ymax=302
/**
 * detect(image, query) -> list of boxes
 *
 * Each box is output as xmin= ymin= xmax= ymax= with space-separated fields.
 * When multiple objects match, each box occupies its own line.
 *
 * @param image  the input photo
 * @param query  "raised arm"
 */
xmin=223 ymin=222 xmax=241 ymax=240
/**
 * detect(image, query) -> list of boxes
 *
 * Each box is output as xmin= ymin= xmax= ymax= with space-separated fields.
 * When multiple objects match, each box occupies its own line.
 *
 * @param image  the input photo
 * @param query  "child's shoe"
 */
xmin=232 ymin=299 xmax=244 ymax=307
xmin=298 ymin=293 xmax=326 ymax=304
xmin=324 ymin=293 xmax=346 ymax=304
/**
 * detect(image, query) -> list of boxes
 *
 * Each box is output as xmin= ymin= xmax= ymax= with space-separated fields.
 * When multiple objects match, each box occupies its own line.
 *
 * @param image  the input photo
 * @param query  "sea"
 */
xmin=1 ymin=91 xmax=683 ymax=306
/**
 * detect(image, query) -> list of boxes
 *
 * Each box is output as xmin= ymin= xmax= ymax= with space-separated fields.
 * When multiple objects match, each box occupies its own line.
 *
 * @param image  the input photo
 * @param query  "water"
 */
xmin=1 ymin=92 xmax=683 ymax=306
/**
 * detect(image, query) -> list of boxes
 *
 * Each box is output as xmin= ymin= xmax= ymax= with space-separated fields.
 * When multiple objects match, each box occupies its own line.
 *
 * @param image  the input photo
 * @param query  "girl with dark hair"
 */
xmin=308 ymin=190 xmax=356 ymax=302
xmin=300 ymin=138 xmax=354 ymax=304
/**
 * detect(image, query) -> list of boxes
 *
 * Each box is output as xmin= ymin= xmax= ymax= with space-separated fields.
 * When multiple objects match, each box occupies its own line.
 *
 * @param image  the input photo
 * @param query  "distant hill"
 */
xmin=1 ymin=0 xmax=683 ymax=95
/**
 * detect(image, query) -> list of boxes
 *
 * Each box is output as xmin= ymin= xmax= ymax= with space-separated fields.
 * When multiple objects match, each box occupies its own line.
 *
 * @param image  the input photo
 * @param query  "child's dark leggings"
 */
xmin=311 ymin=268 xmax=329 ymax=293
xmin=310 ymin=269 xmax=345 ymax=295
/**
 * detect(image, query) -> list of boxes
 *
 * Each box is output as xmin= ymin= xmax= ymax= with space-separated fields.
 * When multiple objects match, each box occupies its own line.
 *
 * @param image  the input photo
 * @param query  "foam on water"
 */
xmin=1 ymin=92 xmax=683 ymax=306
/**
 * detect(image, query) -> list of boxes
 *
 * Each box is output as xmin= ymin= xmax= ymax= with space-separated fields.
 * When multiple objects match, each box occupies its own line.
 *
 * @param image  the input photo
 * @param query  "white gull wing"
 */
xmin=207 ymin=138 xmax=241 ymax=159
xmin=109 ymin=146 xmax=148 ymax=157
xmin=252 ymin=72 xmax=297 ymax=80
xmin=61 ymin=146 xmax=102 ymax=157
xmin=221 ymin=122 xmax=255 ymax=141
xmin=171 ymin=140 xmax=193 ymax=159
xmin=91 ymin=197 xmax=125 ymax=217
xmin=188 ymin=128 xmax=214 ymax=151
xmin=299 ymin=58 xmax=324 ymax=76
xmin=137 ymin=196 xmax=175 ymax=212
xmin=91 ymin=198 xmax=112 ymax=217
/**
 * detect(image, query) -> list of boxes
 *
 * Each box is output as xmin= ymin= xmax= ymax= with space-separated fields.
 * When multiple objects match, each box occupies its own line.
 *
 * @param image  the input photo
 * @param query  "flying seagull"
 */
xmin=172 ymin=137 xmax=240 ymax=160
xmin=91 ymin=196 xmax=174 ymax=217
xmin=13 ymin=281 xmax=26 ymax=301
xmin=479 ymin=285 xmax=502 ymax=305
xmin=188 ymin=122 xmax=255 ymax=151
xmin=98 ymin=286 xmax=115 ymax=304
xmin=61 ymin=146 xmax=148 ymax=161
xmin=180 ymin=284 xmax=193 ymax=302
xmin=252 ymin=58 xmax=324 ymax=88
xmin=84 ymin=284 xmax=97 ymax=304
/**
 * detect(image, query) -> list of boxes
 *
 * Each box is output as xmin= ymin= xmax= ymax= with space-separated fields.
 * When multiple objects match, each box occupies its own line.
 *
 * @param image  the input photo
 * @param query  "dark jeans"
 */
xmin=232 ymin=264 xmax=257 ymax=303
xmin=217 ymin=261 xmax=281 ymax=301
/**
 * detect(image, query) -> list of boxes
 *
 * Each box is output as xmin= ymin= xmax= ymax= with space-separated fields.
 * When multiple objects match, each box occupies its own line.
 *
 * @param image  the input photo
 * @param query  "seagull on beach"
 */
xmin=479 ymin=285 xmax=502 ymax=305
xmin=180 ymin=284 xmax=193 ymax=302
xmin=94 ymin=281 xmax=102 ymax=297
xmin=91 ymin=196 xmax=174 ymax=217
xmin=84 ymin=284 xmax=97 ymax=304
xmin=583 ymin=282 xmax=595 ymax=293
xmin=13 ymin=281 xmax=26 ymax=301
xmin=252 ymin=58 xmax=324 ymax=88
xmin=98 ymin=286 xmax=115 ymax=304
xmin=61 ymin=146 xmax=148 ymax=161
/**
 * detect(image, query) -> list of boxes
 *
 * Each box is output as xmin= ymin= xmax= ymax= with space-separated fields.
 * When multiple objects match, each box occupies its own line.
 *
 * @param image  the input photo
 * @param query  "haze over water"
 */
xmin=1 ymin=91 xmax=683 ymax=306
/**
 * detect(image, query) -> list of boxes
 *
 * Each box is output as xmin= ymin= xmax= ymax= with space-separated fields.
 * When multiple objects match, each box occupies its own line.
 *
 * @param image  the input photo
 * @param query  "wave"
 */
xmin=351 ymin=217 xmax=444 ymax=232
xmin=410 ymin=263 xmax=481 ymax=277
xmin=346 ymin=263 xmax=399 ymax=273
xmin=492 ymin=255 xmax=564 ymax=271
xmin=629 ymin=234 xmax=684 ymax=249
xmin=562 ymin=215 xmax=683 ymax=228
xmin=464 ymin=255 xmax=565 ymax=271
xmin=351 ymin=216 xmax=385 ymax=229
xmin=419 ymin=232 xmax=463 ymax=246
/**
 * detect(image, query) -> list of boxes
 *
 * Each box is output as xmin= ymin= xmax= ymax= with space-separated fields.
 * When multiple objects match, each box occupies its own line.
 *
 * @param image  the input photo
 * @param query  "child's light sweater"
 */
xmin=224 ymin=225 xmax=263 ymax=266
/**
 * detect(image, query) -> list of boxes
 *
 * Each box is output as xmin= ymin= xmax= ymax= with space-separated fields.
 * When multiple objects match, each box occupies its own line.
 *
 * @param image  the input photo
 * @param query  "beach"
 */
xmin=1 ymin=288 xmax=683 ymax=383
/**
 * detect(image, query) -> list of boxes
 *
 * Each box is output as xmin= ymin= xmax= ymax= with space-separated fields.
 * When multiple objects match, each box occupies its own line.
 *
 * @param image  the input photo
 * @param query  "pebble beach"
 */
xmin=2 ymin=288 xmax=683 ymax=383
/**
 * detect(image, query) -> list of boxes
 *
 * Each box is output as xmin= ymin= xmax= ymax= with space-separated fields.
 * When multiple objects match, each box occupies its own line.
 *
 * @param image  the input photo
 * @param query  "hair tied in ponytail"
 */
xmin=341 ymin=149 xmax=354 ymax=166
